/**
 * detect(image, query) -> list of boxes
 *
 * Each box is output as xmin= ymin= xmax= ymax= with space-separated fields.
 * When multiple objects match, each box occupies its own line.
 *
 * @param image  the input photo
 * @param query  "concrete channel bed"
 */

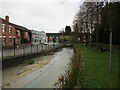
xmin=2 ymin=48 xmax=74 ymax=88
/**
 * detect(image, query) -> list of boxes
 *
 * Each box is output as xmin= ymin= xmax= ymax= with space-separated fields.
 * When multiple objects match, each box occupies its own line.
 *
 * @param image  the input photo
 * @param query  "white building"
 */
xmin=40 ymin=31 xmax=47 ymax=44
xmin=31 ymin=30 xmax=40 ymax=44
xmin=31 ymin=30 xmax=47 ymax=45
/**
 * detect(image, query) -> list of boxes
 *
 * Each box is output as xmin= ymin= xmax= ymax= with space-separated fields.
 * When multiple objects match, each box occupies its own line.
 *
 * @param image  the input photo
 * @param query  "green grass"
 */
xmin=76 ymin=44 xmax=119 ymax=88
xmin=24 ymin=59 xmax=35 ymax=65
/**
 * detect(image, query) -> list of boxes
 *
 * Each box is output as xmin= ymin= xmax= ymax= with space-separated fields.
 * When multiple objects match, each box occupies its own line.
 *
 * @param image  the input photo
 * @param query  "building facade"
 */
xmin=31 ymin=30 xmax=40 ymax=44
xmin=0 ymin=16 xmax=16 ymax=47
xmin=40 ymin=31 xmax=47 ymax=44
xmin=0 ymin=16 xmax=31 ymax=47
xmin=14 ymin=24 xmax=31 ymax=47
xmin=31 ymin=30 xmax=47 ymax=45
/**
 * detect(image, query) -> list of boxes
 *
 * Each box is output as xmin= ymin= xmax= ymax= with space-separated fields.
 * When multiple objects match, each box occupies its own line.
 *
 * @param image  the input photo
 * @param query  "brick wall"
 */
xmin=1 ymin=23 xmax=16 ymax=47
xmin=0 ymin=16 xmax=31 ymax=47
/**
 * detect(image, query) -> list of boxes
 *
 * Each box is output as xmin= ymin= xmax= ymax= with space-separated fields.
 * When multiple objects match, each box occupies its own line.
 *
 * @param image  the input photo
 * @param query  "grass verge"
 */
xmin=76 ymin=44 xmax=119 ymax=88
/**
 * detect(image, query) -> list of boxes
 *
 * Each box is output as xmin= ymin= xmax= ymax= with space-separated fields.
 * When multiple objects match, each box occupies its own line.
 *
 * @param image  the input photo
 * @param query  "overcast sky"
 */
xmin=0 ymin=0 xmax=83 ymax=33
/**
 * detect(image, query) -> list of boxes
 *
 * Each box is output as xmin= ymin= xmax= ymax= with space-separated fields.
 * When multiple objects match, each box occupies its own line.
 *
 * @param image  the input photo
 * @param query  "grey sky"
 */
xmin=0 ymin=1 xmax=83 ymax=33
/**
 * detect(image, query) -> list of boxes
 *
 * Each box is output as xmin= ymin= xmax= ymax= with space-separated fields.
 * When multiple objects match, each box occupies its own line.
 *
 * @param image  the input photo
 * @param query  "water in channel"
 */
xmin=3 ymin=48 xmax=74 ymax=88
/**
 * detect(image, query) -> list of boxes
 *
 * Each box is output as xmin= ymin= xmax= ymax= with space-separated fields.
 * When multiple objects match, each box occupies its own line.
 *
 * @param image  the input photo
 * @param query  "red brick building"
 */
xmin=0 ymin=16 xmax=31 ymax=47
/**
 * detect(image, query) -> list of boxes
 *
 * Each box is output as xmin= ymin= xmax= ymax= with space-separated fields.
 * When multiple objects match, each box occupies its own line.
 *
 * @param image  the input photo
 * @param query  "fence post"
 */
xmin=48 ymin=45 xmax=49 ymax=50
xmin=37 ymin=44 xmax=39 ymax=53
xmin=53 ymin=44 xmax=54 ymax=49
xmin=49 ymin=44 xmax=50 ymax=50
xmin=42 ymin=45 xmax=43 ymax=51
xmin=23 ymin=46 xmax=25 ymax=54
xmin=14 ymin=46 xmax=15 ymax=56
xmin=31 ymin=45 xmax=32 ymax=54
xmin=2 ymin=47 xmax=3 ymax=58
xmin=37 ymin=44 xmax=38 ymax=53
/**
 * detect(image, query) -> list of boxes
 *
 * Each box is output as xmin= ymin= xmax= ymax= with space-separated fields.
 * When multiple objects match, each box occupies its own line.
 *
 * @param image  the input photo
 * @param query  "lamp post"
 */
xmin=109 ymin=29 xmax=112 ymax=72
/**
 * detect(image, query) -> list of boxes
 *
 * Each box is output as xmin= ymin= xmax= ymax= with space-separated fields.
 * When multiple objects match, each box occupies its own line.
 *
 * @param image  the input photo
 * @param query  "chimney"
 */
xmin=5 ymin=15 xmax=9 ymax=22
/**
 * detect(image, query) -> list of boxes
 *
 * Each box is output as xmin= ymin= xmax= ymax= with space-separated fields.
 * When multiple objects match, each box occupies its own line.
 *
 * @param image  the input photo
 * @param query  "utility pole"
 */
xmin=109 ymin=29 xmax=112 ymax=72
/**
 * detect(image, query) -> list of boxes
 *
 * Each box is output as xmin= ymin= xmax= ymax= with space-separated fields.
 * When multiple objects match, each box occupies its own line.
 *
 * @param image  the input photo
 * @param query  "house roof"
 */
xmin=46 ymin=33 xmax=62 ymax=36
xmin=0 ymin=17 xmax=31 ymax=32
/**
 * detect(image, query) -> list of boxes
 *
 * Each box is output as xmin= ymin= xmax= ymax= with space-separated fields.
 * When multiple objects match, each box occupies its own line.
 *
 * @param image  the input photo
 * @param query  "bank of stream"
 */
xmin=2 ymin=48 xmax=74 ymax=88
xmin=54 ymin=45 xmax=84 ymax=88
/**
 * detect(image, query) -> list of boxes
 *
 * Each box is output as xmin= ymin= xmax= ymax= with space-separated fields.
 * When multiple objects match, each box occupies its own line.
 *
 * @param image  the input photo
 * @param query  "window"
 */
xmin=9 ymin=37 xmax=12 ymax=44
xmin=2 ymin=24 xmax=6 ymax=33
xmin=3 ymin=37 xmax=6 ymax=45
xmin=17 ymin=30 xmax=20 ymax=36
xmin=18 ymin=39 xmax=21 ymax=44
xmin=35 ymin=39 xmax=37 ymax=43
xmin=9 ymin=26 xmax=12 ymax=33
xmin=32 ymin=38 xmax=34 ymax=41
xmin=26 ymin=32 xmax=28 ymax=37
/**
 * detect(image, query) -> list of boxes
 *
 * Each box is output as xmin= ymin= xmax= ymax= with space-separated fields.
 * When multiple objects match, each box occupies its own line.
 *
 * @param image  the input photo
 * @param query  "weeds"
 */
xmin=54 ymin=45 xmax=86 ymax=88
xmin=25 ymin=59 xmax=35 ymax=65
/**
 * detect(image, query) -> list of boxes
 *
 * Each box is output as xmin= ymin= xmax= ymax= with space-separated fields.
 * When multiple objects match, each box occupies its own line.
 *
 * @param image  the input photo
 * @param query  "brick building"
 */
xmin=0 ymin=16 xmax=31 ymax=47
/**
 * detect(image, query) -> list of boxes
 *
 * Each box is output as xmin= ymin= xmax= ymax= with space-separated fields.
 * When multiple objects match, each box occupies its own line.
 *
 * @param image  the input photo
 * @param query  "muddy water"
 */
xmin=3 ymin=48 xmax=74 ymax=88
